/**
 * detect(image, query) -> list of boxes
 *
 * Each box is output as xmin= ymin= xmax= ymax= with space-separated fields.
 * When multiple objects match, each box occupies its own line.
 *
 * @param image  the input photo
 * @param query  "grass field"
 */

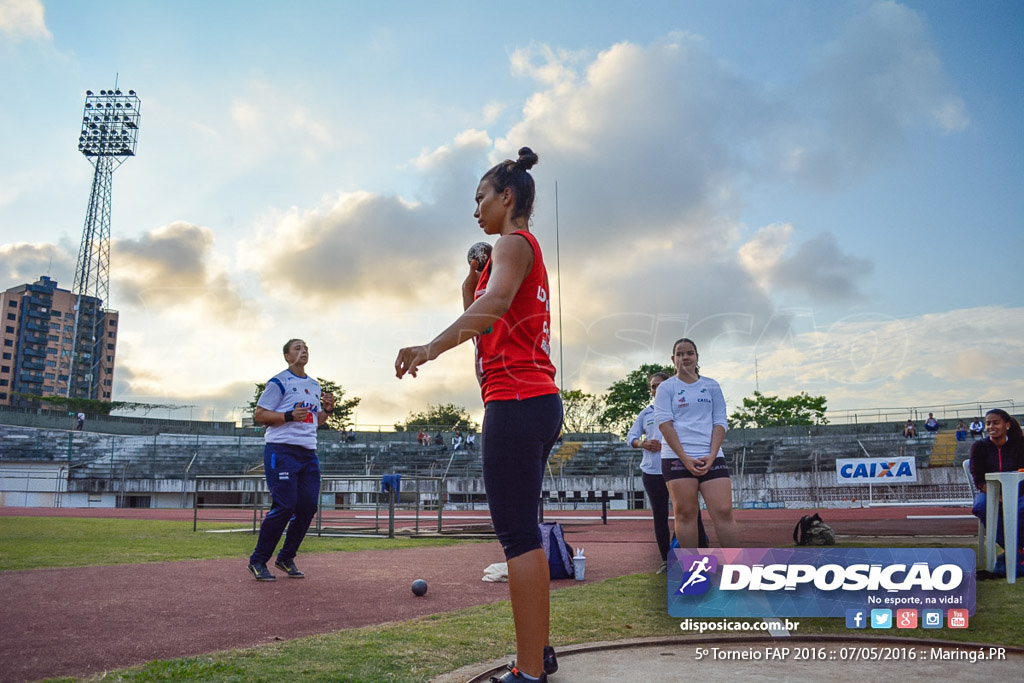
xmin=0 ymin=517 xmax=468 ymax=571
xmin=2 ymin=517 xmax=1020 ymax=682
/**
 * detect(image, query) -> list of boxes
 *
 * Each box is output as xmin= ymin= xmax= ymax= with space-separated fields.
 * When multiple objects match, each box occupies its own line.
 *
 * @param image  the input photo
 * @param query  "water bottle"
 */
xmin=573 ymin=547 xmax=586 ymax=581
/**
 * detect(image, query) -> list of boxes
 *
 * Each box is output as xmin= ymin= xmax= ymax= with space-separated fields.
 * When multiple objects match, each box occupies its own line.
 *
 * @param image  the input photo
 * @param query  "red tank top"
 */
xmin=474 ymin=230 xmax=558 ymax=403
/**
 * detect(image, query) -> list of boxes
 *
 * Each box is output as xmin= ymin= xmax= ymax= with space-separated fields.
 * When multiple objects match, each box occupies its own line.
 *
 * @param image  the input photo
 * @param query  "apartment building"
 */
xmin=0 ymin=276 xmax=118 ymax=405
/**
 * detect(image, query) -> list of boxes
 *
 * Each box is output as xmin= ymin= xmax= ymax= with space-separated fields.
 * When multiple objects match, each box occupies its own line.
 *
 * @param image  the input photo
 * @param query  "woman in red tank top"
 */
xmin=396 ymin=147 xmax=562 ymax=682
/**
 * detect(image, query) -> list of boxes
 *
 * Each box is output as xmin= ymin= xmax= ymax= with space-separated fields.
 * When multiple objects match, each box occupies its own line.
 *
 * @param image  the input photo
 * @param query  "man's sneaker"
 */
xmin=247 ymin=561 xmax=276 ymax=581
xmin=490 ymin=663 xmax=547 ymax=682
xmin=274 ymin=558 xmax=305 ymax=578
xmin=543 ymin=645 xmax=558 ymax=675
xmin=656 ymin=561 xmax=668 ymax=574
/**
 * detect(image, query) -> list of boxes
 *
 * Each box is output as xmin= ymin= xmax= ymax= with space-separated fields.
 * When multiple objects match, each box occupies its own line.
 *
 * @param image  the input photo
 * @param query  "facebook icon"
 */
xmin=845 ymin=609 xmax=866 ymax=629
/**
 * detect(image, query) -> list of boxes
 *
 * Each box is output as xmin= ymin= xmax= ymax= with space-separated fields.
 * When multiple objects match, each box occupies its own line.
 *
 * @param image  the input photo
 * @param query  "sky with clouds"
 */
xmin=1 ymin=0 xmax=1021 ymax=427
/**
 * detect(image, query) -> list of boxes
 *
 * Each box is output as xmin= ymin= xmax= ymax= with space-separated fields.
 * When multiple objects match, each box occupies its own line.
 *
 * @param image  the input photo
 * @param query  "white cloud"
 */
xmin=239 ymin=133 xmax=500 ymax=310
xmin=715 ymin=306 xmax=1024 ymax=410
xmin=738 ymin=223 xmax=794 ymax=291
xmin=482 ymin=102 xmax=505 ymax=126
xmin=238 ymin=190 xmax=455 ymax=308
xmin=112 ymin=221 xmax=253 ymax=320
xmin=509 ymin=44 xmax=584 ymax=87
xmin=0 ymin=0 xmax=50 ymax=42
xmin=230 ymin=101 xmax=262 ymax=130
xmin=0 ymin=242 xmax=74 ymax=287
xmin=226 ymin=81 xmax=338 ymax=163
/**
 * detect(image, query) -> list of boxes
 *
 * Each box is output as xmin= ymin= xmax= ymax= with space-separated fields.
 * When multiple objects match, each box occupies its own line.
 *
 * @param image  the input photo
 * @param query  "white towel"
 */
xmin=482 ymin=562 xmax=508 ymax=582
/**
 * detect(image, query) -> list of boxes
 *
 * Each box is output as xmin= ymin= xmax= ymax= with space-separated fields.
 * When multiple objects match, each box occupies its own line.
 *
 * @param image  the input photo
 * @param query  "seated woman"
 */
xmin=970 ymin=408 xmax=1024 ymax=574
xmin=970 ymin=418 xmax=984 ymax=439
xmin=903 ymin=420 xmax=917 ymax=438
xmin=955 ymin=420 xmax=968 ymax=442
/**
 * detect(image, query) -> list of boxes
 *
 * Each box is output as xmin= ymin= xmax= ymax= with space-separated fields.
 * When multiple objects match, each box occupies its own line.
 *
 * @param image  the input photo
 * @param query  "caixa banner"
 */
xmin=667 ymin=548 xmax=975 ymax=617
xmin=836 ymin=456 xmax=917 ymax=483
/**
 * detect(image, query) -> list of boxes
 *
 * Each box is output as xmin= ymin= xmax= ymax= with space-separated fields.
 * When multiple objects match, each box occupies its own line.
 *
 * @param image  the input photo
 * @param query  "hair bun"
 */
xmin=515 ymin=146 xmax=539 ymax=171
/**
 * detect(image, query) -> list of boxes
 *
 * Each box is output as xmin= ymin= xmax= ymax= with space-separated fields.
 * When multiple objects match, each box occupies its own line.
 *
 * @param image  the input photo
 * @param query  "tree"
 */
xmin=560 ymin=389 xmax=606 ymax=433
xmin=599 ymin=363 xmax=676 ymax=436
xmin=397 ymin=403 xmax=478 ymax=433
xmin=12 ymin=393 xmax=176 ymax=416
xmin=248 ymin=378 xmax=361 ymax=431
xmin=728 ymin=391 xmax=829 ymax=429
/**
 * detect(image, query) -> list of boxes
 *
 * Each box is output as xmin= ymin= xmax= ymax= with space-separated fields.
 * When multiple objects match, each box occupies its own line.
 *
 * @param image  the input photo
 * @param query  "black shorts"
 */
xmin=662 ymin=456 xmax=730 ymax=483
xmin=481 ymin=393 xmax=563 ymax=560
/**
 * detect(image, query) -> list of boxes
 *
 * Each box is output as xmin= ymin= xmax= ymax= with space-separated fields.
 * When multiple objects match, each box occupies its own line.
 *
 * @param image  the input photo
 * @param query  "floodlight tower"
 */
xmin=65 ymin=87 xmax=141 ymax=399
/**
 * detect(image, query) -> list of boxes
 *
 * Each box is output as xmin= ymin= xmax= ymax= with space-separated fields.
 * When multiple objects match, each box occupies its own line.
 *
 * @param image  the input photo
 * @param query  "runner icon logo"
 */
xmin=677 ymin=555 xmax=718 ymax=596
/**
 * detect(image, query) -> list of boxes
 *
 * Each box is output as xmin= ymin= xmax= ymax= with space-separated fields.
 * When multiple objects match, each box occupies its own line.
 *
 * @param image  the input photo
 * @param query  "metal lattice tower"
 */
xmin=64 ymin=87 xmax=141 ymax=399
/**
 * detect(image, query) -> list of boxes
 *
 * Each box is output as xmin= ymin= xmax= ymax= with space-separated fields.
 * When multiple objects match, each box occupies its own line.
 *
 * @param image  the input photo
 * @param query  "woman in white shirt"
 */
xmin=627 ymin=371 xmax=708 ymax=572
xmin=655 ymin=338 xmax=739 ymax=548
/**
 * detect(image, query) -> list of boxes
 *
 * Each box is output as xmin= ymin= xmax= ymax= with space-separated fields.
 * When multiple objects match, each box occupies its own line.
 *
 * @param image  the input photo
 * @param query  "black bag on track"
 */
xmin=793 ymin=513 xmax=836 ymax=546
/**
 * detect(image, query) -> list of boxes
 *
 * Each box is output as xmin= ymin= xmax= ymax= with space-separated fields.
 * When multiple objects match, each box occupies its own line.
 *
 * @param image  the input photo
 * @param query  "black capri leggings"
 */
xmin=642 ymin=472 xmax=672 ymax=561
xmin=482 ymin=393 xmax=563 ymax=560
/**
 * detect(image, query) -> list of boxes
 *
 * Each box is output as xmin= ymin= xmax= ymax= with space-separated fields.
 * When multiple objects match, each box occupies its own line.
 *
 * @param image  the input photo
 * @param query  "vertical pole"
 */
xmin=414 ymin=477 xmax=420 ymax=534
xmin=315 ymin=474 xmax=323 ymax=536
xmin=437 ymin=477 xmax=444 ymax=533
xmin=554 ymin=182 xmax=564 ymax=390
xmin=388 ymin=488 xmax=396 ymax=539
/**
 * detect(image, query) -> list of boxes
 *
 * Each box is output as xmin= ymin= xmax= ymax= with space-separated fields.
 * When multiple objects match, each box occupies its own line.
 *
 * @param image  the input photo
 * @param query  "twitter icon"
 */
xmin=870 ymin=609 xmax=892 ymax=629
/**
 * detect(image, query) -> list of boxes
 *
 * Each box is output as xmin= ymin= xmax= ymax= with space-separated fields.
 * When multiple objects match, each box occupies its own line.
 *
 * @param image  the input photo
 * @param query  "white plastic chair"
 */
xmin=962 ymin=459 xmax=986 ymax=566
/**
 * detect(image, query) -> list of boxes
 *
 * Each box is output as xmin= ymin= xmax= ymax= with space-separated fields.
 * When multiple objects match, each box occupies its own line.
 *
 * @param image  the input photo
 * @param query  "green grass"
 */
xmin=4 ymin=517 xmax=1020 ymax=682
xmin=0 ymin=517 xmax=466 ymax=571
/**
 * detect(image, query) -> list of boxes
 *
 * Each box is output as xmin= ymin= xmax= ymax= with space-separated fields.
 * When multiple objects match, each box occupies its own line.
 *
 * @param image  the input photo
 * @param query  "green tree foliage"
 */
xmin=560 ymin=389 xmax=606 ymax=433
xmin=728 ymin=391 xmax=829 ymax=429
xmin=599 ymin=363 xmax=676 ymax=436
xmin=12 ymin=393 xmax=175 ymax=416
xmin=397 ymin=403 xmax=478 ymax=433
xmin=249 ymin=378 xmax=361 ymax=431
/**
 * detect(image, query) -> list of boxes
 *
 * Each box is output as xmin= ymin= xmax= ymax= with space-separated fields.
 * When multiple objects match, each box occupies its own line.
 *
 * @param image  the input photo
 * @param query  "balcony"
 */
xmin=21 ymin=360 xmax=45 ymax=371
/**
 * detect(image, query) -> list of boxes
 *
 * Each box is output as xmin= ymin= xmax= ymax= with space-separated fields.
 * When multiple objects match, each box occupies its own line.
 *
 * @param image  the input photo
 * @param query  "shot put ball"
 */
xmin=467 ymin=242 xmax=492 ymax=272
xmin=411 ymin=579 xmax=428 ymax=596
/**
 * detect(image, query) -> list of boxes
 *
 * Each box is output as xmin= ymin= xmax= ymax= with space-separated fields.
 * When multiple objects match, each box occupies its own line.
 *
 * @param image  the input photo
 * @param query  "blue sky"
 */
xmin=1 ymin=0 xmax=1021 ymax=426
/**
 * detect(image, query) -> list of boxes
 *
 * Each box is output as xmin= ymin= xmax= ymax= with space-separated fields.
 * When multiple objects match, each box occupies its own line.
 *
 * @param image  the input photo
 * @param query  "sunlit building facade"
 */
xmin=0 ymin=276 xmax=118 ymax=405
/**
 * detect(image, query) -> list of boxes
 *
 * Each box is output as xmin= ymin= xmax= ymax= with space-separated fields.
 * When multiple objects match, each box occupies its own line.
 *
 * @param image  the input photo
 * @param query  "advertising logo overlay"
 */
xmin=667 ymin=548 xmax=975 ymax=618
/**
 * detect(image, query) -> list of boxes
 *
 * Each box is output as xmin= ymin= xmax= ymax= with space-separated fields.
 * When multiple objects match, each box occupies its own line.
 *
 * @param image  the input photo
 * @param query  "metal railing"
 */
xmin=192 ymin=474 xmax=447 ymax=537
